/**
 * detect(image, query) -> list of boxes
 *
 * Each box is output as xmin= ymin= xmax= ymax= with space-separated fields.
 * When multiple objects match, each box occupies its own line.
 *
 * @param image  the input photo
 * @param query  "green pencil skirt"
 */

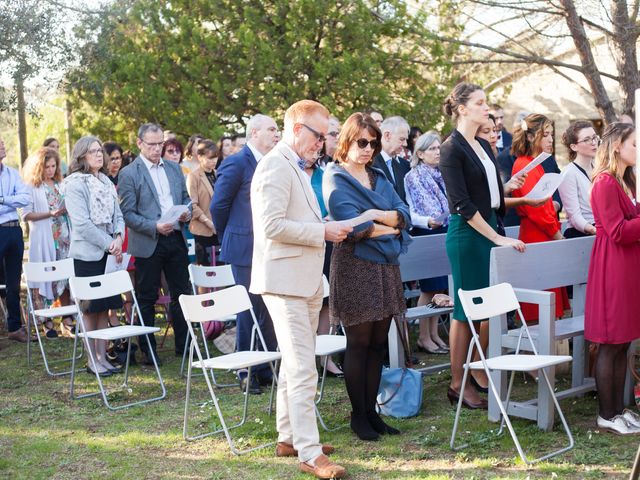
xmin=445 ymin=211 xmax=498 ymax=322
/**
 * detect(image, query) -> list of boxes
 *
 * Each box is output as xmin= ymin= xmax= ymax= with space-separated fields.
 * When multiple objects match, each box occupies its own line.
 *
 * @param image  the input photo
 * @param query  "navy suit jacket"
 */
xmin=210 ymin=145 xmax=257 ymax=267
xmin=497 ymin=128 xmax=512 ymax=154
xmin=372 ymin=153 xmax=411 ymax=204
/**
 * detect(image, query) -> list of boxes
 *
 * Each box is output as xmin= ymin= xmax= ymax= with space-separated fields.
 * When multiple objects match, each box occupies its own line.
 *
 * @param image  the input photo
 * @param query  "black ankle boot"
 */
xmin=366 ymin=410 xmax=401 ymax=435
xmin=350 ymin=412 xmax=379 ymax=441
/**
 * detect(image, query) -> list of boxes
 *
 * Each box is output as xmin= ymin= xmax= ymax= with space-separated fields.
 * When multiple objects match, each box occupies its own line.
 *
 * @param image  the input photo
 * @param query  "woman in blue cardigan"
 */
xmin=323 ymin=112 xmax=412 ymax=441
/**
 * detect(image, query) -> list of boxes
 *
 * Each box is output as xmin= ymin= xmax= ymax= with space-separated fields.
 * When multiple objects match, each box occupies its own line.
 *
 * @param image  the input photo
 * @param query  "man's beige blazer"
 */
xmin=250 ymin=141 xmax=325 ymax=297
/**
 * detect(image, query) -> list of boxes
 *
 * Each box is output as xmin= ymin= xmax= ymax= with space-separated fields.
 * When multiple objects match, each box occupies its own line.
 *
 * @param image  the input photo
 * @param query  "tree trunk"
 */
xmin=558 ymin=0 xmax=617 ymax=123
xmin=609 ymin=0 xmax=640 ymax=115
xmin=16 ymin=75 xmax=28 ymax=166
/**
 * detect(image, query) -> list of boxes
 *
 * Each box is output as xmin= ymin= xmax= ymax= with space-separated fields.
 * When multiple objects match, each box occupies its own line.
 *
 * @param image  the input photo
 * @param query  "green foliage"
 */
xmin=66 ymin=0 xmax=458 ymax=146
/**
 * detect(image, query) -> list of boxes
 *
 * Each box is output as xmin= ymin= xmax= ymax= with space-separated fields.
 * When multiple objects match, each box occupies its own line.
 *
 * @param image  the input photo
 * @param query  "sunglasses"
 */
xmin=355 ymin=138 xmax=379 ymax=149
xmin=165 ymin=148 xmax=181 ymax=154
xmin=301 ymin=123 xmax=326 ymax=143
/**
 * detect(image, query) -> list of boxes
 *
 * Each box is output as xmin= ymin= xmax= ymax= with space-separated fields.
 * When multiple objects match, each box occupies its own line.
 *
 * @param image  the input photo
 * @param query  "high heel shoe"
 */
xmin=416 ymin=341 xmax=447 ymax=355
xmin=367 ymin=410 xmax=400 ymax=435
xmin=320 ymin=366 xmax=344 ymax=378
xmin=447 ymin=387 xmax=488 ymax=410
xmin=469 ymin=375 xmax=489 ymax=394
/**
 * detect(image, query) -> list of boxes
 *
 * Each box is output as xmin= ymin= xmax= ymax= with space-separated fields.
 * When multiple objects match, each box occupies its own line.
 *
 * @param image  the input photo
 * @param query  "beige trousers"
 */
xmin=262 ymin=281 xmax=323 ymax=463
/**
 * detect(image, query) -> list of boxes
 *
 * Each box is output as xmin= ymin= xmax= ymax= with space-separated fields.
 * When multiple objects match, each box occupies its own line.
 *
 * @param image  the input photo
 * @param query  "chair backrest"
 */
xmin=179 ymin=284 xmax=252 ymax=324
xmin=69 ymin=270 xmax=133 ymax=300
xmin=23 ymin=258 xmax=76 ymax=283
xmin=188 ymin=264 xmax=235 ymax=291
xmin=400 ymin=233 xmax=451 ymax=282
xmin=322 ymin=275 xmax=329 ymax=298
xmin=187 ymin=238 xmax=196 ymax=257
xmin=458 ymin=283 xmax=520 ymax=322
xmin=490 ymin=236 xmax=594 ymax=290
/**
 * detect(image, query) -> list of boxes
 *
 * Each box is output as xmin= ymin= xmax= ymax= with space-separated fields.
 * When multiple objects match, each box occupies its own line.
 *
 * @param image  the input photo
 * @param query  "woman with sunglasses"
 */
xmin=558 ymin=121 xmax=598 ymax=238
xmin=323 ymin=112 xmax=412 ymax=441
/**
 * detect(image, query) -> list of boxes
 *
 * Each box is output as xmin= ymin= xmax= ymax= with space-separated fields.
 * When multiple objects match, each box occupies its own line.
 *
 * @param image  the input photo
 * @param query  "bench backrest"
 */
xmin=489 ymin=236 xmax=595 ymax=290
xmin=400 ymin=233 xmax=451 ymax=282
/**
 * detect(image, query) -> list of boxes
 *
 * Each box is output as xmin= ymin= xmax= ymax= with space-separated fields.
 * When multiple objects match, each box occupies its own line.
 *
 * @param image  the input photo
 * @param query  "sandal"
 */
xmin=60 ymin=317 xmax=76 ymax=337
xmin=42 ymin=320 xmax=58 ymax=339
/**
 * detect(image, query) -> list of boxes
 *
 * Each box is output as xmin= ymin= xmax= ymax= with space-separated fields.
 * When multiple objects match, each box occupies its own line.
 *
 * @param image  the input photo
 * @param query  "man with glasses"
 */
xmin=0 ymin=136 xmax=32 ymax=342
xmin=372 ymin=116 xmax=411 ymax=204
xmin=318 ymin=116 xmax=341 ymax=168
xmin=211 ymin=113 xmax=279 ymax=395
xmin=118 ymin=123 xmax=192 ymax=364
xmin=250 ymin=100 xmax=350 ymax=479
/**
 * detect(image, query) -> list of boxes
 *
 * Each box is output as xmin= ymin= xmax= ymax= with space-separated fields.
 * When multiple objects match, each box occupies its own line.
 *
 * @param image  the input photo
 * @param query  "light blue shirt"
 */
xmin=0 ymin=163 xmax=30 ymax=224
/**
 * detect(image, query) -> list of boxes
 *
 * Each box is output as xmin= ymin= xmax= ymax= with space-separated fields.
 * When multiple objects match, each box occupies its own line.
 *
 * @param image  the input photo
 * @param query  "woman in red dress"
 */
xmin=510 ymin=114 xmax=569 ymax=320
xmin=586 ymin=122 xmax=640 ymax=435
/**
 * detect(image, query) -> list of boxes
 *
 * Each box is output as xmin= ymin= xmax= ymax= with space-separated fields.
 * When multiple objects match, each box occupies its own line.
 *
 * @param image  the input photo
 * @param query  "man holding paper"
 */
xmin=118 ymin=123 xmax=192 ymax=363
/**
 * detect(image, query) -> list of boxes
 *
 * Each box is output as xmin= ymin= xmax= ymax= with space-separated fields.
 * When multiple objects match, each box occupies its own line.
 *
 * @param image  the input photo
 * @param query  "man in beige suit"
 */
xmin=251 ymin=100 xmax=351 ymax=479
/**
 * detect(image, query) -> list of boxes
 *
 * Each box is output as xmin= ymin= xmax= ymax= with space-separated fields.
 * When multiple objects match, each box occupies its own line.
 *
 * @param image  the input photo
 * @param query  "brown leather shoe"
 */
xmin=299 ymin=454 xmax=346 ymax=479
xmin=7 ymin=327 xmax=36 ymax=343
xmin=276 ymin=442 xmax=335 ymax=457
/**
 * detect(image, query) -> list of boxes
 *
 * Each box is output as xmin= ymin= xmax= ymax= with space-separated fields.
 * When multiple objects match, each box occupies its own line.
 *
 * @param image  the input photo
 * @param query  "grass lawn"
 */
xmin=1 ymin=322 xmax=638 ymax=480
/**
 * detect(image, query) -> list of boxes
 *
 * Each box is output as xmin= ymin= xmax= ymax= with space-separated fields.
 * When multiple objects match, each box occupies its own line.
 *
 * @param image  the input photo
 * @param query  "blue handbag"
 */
xmin=376 ymin=367 xmax=423 ymax=418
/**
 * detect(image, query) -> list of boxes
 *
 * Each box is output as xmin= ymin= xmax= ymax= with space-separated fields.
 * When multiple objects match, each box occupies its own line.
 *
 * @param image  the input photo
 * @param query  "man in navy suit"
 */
xmin=372 ymin=116 xmax=411 ymax=204
xmin=211 ymin=114 xmax=279 ymax=394
xmin=489 ymin=104 xmax=513 ymax=154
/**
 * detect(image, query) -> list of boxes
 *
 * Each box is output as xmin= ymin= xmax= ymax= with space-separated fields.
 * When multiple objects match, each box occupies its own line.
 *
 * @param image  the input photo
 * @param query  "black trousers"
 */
xmin=0 ymin=226 xmax=24 ymax=332
xmin=135 ymin=232 xmax=190 ymax=355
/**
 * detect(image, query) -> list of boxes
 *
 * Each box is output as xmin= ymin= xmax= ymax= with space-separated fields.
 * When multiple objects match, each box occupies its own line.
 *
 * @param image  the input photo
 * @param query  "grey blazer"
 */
xmin=118 ymin=156 xmax=191 ymax=258
xmin=64 ymin=172 xmax=125 ymax=262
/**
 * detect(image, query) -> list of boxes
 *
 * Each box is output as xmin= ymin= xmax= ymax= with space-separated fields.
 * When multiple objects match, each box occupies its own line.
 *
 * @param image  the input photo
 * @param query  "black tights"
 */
xmin=595 ymin=342 xmax=630 ymax=420
xmin=343 ymin=317 xmax=393 ymax=415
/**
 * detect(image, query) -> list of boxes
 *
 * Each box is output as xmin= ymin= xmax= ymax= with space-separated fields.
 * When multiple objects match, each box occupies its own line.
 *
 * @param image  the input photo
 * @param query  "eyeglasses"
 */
xmin=355 ymin=138 xmax=380 ymax=149
xmin=327 ymin=131 xmax=339 ymax=138
xmin=301 ymin=123 xmax=326 ymax=143
xmin=141 ymin=139 xmax=165 ymax=149
xmin=165 ymin=148 xmax=181 ymax=155
xmin=87 ymin=148 xmax=104 ymax=156
xmin=576 ymin=135 xmax=600 ymax=145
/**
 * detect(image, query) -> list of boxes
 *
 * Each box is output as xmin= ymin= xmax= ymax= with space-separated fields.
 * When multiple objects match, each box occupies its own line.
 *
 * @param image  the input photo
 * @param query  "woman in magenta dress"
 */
xmin=586 ymin=122 xmax=640 ymax=435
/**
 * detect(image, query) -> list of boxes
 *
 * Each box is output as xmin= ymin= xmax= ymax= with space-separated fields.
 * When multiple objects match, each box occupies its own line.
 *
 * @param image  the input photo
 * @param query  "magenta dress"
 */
xmin=585 ymin=173 xmax=640 ymax=344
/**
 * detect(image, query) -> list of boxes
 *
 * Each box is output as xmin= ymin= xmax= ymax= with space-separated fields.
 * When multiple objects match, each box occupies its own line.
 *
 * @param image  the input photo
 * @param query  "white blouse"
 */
xmin=478 ymin=149 xmax=501 ymax=209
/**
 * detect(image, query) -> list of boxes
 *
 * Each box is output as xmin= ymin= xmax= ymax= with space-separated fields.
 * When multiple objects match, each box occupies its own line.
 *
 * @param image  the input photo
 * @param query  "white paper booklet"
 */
xmin=511 ymin=152 xmax=551 ymax=179
xmin=159 ymin=204 xmax=189 ymax=224
xmin=526 ymin=172 xmax=565 ymax=200
xmin=104 ymin=253 xmax=131 ymax=274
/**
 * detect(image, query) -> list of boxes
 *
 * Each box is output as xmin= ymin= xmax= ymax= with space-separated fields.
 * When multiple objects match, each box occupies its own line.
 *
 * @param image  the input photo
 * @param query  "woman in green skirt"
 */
xmin=439 ymin=83 xmax=526 ymax=410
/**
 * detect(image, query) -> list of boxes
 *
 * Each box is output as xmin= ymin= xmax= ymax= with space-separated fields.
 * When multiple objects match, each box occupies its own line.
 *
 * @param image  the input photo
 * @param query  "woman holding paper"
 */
xmin=440 ymin=83 xmax=526 ymax=409
xmin=511 ymin=114 xmax=569 ymax=320
xmin=324 ymin=112 xmax=411 ymax=441
xmin=22 ymin=147 xmax=74 ymax=337
xmin=63 ymin=136 xmax=125 ymax=376
xmin=586 ymin=122 xmax=640 ymax=435
xmin=558 ymin=121 xmax=597 ymax=238
xmin=404 ymin=131 xmax=450 ymax=354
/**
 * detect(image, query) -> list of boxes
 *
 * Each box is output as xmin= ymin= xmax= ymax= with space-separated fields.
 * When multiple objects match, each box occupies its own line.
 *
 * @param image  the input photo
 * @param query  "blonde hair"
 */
xmin=22 ymin=147 xmax=62 ymax=187
xmin=592 ymin=122 xmax=636 ymax=197
xmin=283 ymin=100 xmax=329 ymax=132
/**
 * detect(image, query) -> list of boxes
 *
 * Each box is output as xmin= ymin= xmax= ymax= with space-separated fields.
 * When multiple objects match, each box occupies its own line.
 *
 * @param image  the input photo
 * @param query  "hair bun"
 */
xmin=443 ymin=97 xmax=454 ymax=117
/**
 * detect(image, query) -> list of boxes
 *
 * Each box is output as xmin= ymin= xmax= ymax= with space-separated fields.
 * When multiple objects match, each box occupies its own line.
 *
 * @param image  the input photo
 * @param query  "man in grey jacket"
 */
xmin=118 ymin=123 xmax=192 ymax=363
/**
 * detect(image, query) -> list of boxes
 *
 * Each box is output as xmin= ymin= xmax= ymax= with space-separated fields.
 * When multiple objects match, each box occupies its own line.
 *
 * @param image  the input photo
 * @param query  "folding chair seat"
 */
xmin=69 ymin=270 xmax=166 ymax=411
xmin=450 ymin=283 xmax=574 ymax=464
xmin=315 ymin=275 xmax=347 ymax=431
xmin=23 ymin=259 xmax=82 ymax=376
xmin=179 ymin=285 xmax=281 ymax=455
xmin=182 ymin=264 xmax=237 ymax=381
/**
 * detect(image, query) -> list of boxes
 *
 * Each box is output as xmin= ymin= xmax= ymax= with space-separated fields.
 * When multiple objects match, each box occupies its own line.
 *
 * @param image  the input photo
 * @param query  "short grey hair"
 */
xmin=410 ymin=132 xmax=441 ymax=168
xmin=380 ymin=116 xmax=409 ymax=135
xmin=69 ymin=135 xmax=107 ymax=175
xmin=138 ymin=123 xmax=163 ymax=140
xmin=246 ymin=114 xmax=273 ymax=137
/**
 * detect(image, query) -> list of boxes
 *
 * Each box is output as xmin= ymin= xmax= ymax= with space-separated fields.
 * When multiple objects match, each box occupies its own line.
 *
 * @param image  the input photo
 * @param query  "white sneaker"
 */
xmin=622 ymin=409 xmax=640 ymax=429
xmin=597 ymin=415 xmax=639 ymax=435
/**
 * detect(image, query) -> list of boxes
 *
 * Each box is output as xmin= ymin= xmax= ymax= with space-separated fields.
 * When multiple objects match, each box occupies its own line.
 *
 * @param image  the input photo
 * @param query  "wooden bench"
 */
xmin=488 ymin=236 xmax=596 ymax=431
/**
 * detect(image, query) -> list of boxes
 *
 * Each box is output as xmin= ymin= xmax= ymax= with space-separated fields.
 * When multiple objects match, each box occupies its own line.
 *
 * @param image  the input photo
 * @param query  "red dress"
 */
xmin=511 ymin=157 xmax=570 ymax=320
xmin=585 ymin=174 xmax=640 ymax=344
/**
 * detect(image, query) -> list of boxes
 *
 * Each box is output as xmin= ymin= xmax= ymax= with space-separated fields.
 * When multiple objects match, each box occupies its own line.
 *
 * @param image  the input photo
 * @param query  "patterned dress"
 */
xmin=44 ymin=182 xmax=71 ymax=298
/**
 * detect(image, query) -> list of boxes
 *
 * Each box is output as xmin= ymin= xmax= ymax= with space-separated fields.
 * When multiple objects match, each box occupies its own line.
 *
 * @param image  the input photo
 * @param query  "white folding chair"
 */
xmin=0 ymin=284 xmax=6 ymax=329
xmin=23 ymin=259 xmax=82 ymax=376
xmin=315 ymin=275 xmax=347 ymax=431
xmin=179 ymin=285 xmax=281 ymax=455
xmin=69 ymin=270 xmax=166 ymax=410
xmin=451 ymin=283 xmax=574 ymax=464
xmin=182 ymin=264 xmax=237 ymax=383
